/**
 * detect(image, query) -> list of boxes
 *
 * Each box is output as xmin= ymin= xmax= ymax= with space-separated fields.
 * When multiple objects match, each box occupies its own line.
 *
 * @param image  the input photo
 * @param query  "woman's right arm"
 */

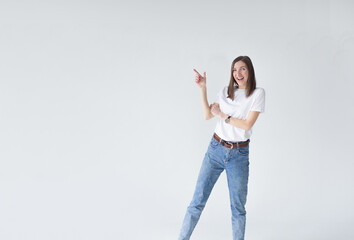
xmin=194 ymin=69 xmax=214 ymax=120
xmin=200 ymin=86 xmax=214 ymax=120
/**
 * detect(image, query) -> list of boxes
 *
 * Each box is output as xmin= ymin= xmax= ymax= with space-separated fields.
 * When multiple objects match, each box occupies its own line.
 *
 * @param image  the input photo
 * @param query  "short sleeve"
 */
xmin=215 ymin=86 xmax=226 ymax=104
xmin=250 ymin=88 xmax=265 ymax=113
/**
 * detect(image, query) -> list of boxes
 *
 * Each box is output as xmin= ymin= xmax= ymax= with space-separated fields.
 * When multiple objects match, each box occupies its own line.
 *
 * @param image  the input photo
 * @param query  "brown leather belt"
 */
xmin=213 ymin=133 xmax=250 ymax=149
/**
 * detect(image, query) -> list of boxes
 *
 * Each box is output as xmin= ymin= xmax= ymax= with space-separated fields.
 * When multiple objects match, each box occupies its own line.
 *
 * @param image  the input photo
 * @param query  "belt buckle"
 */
xmin=224 ymin=141 xmax=233 ymax=149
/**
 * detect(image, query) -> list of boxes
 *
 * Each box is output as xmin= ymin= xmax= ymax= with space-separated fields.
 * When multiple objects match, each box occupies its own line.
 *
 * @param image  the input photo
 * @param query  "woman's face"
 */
xmin=233 ymin=61 xmax=249 ymax=89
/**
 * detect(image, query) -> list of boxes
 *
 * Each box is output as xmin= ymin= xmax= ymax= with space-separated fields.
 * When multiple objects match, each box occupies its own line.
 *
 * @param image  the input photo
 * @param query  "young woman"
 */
xmin=178 ymin=56 xmax=265 ymax=240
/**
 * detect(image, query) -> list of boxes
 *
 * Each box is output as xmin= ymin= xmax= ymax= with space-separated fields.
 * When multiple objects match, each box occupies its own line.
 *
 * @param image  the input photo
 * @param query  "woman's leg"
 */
xmin=225 ymin=146 xmax=250 ymax=240
xmin=178 ymin=150 xmax=224 ymax=240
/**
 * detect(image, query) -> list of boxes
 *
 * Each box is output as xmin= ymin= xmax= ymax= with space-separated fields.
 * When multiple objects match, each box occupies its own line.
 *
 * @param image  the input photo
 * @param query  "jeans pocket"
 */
xmin=238 ymin=146 xmax=249 ymax=156
xmin=210 ymin=137 xmax=220 ymax=148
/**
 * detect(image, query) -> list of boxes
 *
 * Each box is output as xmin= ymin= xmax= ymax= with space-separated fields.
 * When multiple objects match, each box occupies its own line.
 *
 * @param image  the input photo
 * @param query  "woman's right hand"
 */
xmin=193 ymin=69 xmax=206 ymax=89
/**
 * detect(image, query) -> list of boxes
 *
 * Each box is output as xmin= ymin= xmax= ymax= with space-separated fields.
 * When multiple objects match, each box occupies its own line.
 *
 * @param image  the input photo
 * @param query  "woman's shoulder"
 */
xmin=253 ymin=87 xmax=265 ymax=95
xmin=251 ymin=87 xmax=265 ymax=100
xmin=217 ymin=85 xmax=229 ymax=96
xmin=255 ymin=87 xmax=265 ymax=92
xmin=219 ymin=86 xmax=265 ymax=97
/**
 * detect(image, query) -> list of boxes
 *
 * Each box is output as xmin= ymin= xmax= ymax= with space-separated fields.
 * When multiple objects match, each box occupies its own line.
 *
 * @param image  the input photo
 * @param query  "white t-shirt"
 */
xmin=214 ymin=86 xmax=265 ymax=142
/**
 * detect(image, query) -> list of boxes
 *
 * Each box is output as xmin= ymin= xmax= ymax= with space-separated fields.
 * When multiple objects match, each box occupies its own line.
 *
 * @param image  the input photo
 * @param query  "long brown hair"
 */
xmin=227 ymin=56 xmax=256 ymax=100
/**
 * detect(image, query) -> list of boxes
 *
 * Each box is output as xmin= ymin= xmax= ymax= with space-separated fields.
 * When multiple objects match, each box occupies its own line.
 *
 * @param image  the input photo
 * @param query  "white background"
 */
xmin=1 ymin=0 xmax=354 ymax=239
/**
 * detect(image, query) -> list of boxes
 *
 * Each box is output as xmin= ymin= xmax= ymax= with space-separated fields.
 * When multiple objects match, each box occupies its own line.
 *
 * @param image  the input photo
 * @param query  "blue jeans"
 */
xmin=178 ymin=135 xmax=250 ymax=240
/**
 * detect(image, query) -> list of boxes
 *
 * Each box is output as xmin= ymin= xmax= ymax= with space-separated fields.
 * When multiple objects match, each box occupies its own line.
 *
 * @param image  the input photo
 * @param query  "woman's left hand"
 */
xmin=210 ymin=103 xmax=223 ymax=118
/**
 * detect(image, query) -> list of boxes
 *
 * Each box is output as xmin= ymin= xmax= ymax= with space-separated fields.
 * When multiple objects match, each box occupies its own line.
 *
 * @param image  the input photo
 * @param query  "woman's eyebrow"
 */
xmin=233 ymin=66 xmax=246 ymax=69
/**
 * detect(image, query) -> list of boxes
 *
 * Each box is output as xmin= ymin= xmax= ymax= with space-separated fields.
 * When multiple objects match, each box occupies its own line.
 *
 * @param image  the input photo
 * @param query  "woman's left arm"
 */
xmin=210 ymin=103 xmax=260 ymax=131
xmin=225 ymin=111 xmax=260 ymax=131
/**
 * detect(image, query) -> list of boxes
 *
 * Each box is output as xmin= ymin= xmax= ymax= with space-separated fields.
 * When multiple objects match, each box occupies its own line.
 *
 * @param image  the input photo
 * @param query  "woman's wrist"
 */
xmin=219 ymin=112 xmax=228 ymax=120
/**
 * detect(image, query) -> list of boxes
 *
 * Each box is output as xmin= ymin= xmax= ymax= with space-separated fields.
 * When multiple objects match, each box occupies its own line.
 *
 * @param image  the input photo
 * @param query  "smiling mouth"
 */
xmin=237 ymin=77 xmax=244 ymax=80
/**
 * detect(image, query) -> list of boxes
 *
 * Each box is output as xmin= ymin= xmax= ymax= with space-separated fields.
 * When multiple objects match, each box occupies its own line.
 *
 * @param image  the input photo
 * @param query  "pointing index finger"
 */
xmin=193 ymin=68 xmax=202 ymax=76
